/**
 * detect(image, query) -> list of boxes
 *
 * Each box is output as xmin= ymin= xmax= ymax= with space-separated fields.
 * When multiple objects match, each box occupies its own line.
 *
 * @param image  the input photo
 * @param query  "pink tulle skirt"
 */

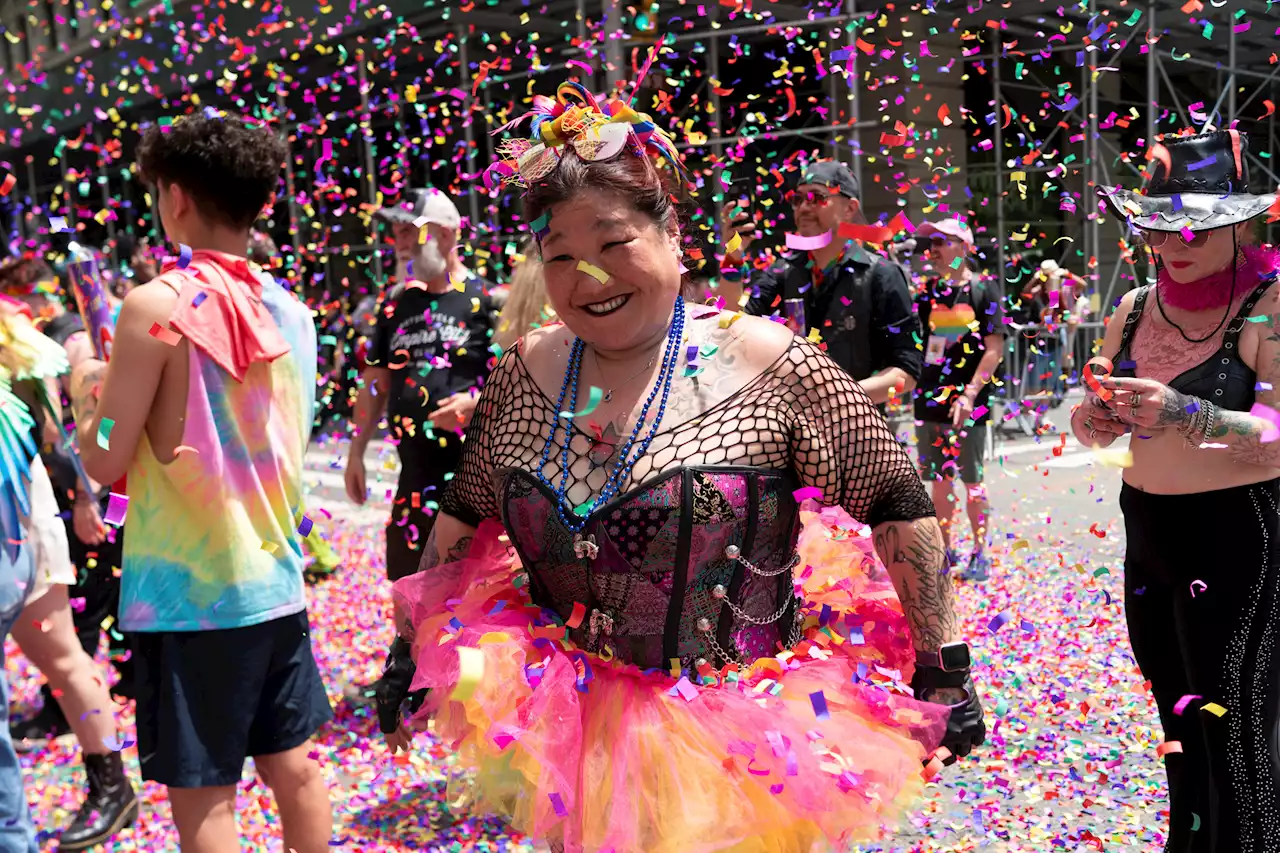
xmin=393 ymin=506 xmax=949 ymax=853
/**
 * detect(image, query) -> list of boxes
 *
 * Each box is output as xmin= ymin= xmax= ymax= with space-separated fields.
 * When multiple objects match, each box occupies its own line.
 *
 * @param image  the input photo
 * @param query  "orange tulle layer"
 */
xmin=393 ymin=508 xmax=948 ymax=853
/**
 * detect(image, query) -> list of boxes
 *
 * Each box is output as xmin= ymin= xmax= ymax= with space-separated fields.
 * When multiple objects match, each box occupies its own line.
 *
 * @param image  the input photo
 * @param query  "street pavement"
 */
xmin=9 ymin=391 xmax=1167 ymax=851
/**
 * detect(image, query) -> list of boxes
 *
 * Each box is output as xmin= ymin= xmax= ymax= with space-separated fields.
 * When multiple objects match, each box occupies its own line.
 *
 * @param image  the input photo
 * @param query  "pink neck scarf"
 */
xmin=1157 ymin=244 xmax=1280 ymax=312
xmin=163 ymin=249 xmax=289 ymax=382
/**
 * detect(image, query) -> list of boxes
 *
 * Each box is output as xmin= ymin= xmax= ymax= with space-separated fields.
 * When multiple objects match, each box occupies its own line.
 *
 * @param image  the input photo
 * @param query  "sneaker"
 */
xmin=9 ymin=701 xmax=73 ymax=752
xmin=961 ymin=552 xmax=991 ymax=582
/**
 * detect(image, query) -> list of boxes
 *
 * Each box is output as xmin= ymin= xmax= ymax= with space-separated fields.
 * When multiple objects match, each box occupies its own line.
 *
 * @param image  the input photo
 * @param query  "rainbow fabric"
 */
xmin=120 ymin=269 xmax=317 ymax=632
xmin=928 ymin=302 xmax=978 ymax=345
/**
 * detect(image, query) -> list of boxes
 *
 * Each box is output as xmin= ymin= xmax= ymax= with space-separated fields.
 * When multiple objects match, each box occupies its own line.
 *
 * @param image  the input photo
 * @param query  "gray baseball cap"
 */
xmin=797 ymin=160 xmax=860 ymax=200
xmin=374 ymin=187 xmax=462 ymax=229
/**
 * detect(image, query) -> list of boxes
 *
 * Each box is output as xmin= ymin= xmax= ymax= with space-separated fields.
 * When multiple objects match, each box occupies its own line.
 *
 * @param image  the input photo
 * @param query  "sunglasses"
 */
xmin=928 ymin=236 xmax=955 ymax=247
xmin=515 ymin=121 xmax=634 ymax=185
xmin=1137 ymin=228 xmax=1214 ymax=249
xmin=784 ymin=190 xmax=833 ymax=208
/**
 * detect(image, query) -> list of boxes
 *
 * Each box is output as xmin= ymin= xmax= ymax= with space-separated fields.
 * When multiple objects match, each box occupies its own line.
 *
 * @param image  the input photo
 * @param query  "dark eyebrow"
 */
xmin=541 ymin=217 xmax=628 ymax=249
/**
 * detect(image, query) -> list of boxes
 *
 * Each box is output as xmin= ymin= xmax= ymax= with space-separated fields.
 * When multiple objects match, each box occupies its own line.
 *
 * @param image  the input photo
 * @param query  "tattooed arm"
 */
xmin=1101 ymin=288 xmax=1280 ymax=467
xmin=873 ymin=519 xmax=961 ymax=653
xmin=392 ymin=512 xmax=478 ymax=641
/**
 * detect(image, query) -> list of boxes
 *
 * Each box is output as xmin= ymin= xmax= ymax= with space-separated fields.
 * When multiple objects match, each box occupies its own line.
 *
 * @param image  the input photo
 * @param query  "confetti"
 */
xmin=785 ymin=231 xmax=833 ymax=251
xmin=97 ymin=418 xmax=113 ymax=450
xmin=103 ymin=493 xmax=128 ymax=526
xmin=987 ymin=611 xmax=1011 ymax=634
xmin=792 ymin=486 xmax=823 ymax=502
xmin=576 ymin=261 xmax=609 ymax=284
xmin=566 ymin=601 xmax=587 ymax=629
xmin=809 ymin=690 xmax=830 ymax=720
xmin=548 ymin=792 xmax=569 ymax=819
xmin=0 ymin=174 xmax=14 ymax=197
xmin=1202 ymin=702 xmax=1228 ymax=717
xmin=298 ymin=516 xmax=314 ymax=537
xmin=559 ymin=386 xmax=604 ymax=419
xmin=148 ymin=323 xmax=183 ymax=346
xmin=451 ymin=646 xmax=484 ymax=703
xmin=1173 ymin=694 xmax=1202 ymax=715
xmin=177 ymin=244 xmax=193 ymax=268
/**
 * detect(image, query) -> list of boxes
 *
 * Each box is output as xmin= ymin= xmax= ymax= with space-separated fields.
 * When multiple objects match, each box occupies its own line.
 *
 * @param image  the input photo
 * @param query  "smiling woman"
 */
xmin=376 ymin=80 xmax=985 ymax=853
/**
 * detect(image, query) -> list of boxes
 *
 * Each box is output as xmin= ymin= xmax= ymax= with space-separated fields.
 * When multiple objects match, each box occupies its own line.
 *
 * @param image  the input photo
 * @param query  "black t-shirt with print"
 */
xmin=367 ymin=274 xmax=498 ymax=438
xmin=913 ymin=277 xmax=1004 ymax=425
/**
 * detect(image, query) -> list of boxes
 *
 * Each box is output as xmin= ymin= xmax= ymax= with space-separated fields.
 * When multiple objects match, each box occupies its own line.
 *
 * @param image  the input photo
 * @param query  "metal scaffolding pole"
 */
xmin=602 ymin=0 xmax=624 ymax=92
xmin=276 ymin=81 xmax=301 ymax=253
xmin=1146 ymin=0 xmax=1156 ymax=153
xmin=356 ymin=50 xmax=384 ymax=282
xmin=707 ymin=3 xmax=725 ymax=238
xmin=845 ymin=0 xmax=861 ymax=188
xmin=456 ymin=25 xmax=482 ymax=234
xmin=93 ymin=128 xmax=118 ymax=267
xmin=1228 ymin=15 xmax=1237 ymax=123
xmin=1088 ymin=0 xmax=1101 ymax=300
xmin=991 ymin=25 xmax=1005 ymax=283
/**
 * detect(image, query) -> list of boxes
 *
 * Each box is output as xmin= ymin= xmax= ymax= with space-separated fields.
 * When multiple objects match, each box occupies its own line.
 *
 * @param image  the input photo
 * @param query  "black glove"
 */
xmin=375 ymin=636 xmax=429 ymax=735
xmin=910 ymin=664 xmax=986 ymax=765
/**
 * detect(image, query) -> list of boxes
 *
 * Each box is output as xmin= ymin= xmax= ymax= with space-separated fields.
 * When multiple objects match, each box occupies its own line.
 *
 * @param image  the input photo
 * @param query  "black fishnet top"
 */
xmin=439 ymin=334 xmax=935 ymax=669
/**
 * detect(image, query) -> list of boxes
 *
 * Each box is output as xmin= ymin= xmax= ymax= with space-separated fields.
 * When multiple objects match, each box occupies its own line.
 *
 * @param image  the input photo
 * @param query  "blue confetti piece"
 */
xmin=192 ymin=291 xmax=208 ymax=308
xmin=809 ymin=690 xmax=831 ymax=720
xmin=848 ymin=626 xmax=865 ymax=645
xmin=448 ymin=617 xmax=463 ymax=632
xmin=987 ymin=611 xmax=1011 ymax=633
xmin=177 ymin=243 xmax=192 ymax=268
xmin=297 ymin=516 xmax=314 ymax=537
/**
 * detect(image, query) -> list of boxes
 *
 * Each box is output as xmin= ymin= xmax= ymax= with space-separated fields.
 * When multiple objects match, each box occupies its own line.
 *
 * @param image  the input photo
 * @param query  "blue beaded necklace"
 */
xmin=537 ymin=296 xmax=686 ymax=532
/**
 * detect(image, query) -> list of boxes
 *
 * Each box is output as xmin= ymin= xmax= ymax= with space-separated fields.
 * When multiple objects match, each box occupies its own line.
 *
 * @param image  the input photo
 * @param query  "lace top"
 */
xmin=440 ymin=334 xmax=934 ymax=669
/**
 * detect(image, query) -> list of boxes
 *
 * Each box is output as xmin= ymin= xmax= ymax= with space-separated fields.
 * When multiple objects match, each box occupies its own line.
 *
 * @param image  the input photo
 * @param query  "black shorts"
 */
xmin=132 ymin=610 xmax=333 ymax=788
xmin=916 ymin=421 xmax=988 ymax=484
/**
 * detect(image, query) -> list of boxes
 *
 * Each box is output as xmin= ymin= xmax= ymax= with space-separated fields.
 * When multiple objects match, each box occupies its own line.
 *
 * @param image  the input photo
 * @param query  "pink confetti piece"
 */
xmin=792 ymin=486 xmax=823 ymax=502
xmin=1174 ymin=694 xmax=1203 ymax=715
xmin=674 ymin=676 xmax=698 ymax=702
xmin=103 ymin=493 xmax=129 ymax=527
xmin=148 ymin=322 xmax=182 ymax=346
xmin=784 ymin=231 xmax=833 ymax=251
xmin=1190 ymin=579 xmax=1207 ymax=597
xmin=1250 ymin=402 xmax=1280 ymax=443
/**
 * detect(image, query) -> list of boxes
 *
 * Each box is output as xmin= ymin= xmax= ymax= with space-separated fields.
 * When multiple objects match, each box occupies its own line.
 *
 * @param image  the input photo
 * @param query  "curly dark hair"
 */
xmin=136 ymin=113 xmax=286 ymax=231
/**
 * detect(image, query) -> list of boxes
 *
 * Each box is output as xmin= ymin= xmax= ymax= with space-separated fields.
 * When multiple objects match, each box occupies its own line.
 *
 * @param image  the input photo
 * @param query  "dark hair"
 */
xmin=248 ymin=230 xmax=277 ymax=265
xmin=524 ymin=151 xmax=685 ymax=237
xmin=137 ymin=113 xmax=285 ymax=231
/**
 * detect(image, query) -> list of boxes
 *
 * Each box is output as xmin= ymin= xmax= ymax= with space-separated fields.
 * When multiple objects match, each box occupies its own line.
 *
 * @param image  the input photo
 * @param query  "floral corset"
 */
xmin=499 ymin=466 xmax=803 ymax=670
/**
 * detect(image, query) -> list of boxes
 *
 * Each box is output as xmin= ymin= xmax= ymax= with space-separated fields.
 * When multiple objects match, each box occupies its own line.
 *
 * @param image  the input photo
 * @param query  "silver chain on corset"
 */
xmin=695 ymin=545 xmax=804 ymax=665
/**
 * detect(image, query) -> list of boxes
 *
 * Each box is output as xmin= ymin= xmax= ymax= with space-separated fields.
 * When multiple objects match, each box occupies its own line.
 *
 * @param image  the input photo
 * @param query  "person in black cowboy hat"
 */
xmin=720 ymin=160 xmax=922 ymax=405
xmin=1075 ymin=129 xmax=1280 ymax=851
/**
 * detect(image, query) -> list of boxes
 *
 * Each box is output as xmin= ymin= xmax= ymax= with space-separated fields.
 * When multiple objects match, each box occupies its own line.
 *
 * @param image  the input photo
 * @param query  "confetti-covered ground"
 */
xmin=7 ymin=421 xmax=1167 ymax=851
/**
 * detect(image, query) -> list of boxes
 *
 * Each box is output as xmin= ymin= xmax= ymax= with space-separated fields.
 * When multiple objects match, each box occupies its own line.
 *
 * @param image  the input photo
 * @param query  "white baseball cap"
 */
xmin=374 ymin=187 xmax=461 ymax=230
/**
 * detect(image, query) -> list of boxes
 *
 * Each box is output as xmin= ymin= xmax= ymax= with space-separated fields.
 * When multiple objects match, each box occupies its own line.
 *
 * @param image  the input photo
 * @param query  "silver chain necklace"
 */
xmin=591 ymin=348 xmax=658 ymax=402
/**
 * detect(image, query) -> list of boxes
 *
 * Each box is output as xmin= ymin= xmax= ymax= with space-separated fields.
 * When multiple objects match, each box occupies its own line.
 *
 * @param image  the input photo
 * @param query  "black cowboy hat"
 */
xmin=1098 ymin=130 xmax=1277 ymax=232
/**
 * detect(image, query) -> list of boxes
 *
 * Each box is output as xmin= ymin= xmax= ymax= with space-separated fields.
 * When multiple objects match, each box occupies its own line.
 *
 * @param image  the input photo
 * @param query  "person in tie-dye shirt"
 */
xmin=68 ymin=113 xmax=334 ymax=853
xmin=913 ymin=219 xmax=1005 ymax=583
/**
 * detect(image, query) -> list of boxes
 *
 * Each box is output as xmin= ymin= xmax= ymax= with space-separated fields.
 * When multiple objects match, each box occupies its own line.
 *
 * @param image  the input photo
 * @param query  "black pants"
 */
xmin=386 ymin=435 xmax=464 ymax=581
xmin=39 ymin=506 xmax=132 ymax=711
xmin=1122 ymin=479 xmax=1280 ymax=853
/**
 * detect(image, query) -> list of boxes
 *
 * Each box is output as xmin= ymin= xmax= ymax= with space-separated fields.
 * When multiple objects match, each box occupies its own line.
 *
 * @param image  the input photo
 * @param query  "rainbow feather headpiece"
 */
xmin=485 ymin=81 xmax=688 ymax=191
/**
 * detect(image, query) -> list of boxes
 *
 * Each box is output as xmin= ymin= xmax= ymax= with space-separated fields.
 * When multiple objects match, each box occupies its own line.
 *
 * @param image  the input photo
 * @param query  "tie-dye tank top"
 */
xmin=120 ymin=272 xmax=317 ymax=632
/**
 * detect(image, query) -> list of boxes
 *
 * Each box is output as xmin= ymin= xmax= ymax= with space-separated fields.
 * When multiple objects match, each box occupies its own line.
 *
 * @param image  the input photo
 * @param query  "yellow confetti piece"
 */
xmin=1010 ymin=539 xmax=1030 ymax=552
xmin=1202 ymin=702 xmax=1228 ymax=717
xmin=576 ymin=260 xmax=609 ymax=284
xmin=451 ymin=646 xmax=484 ymax=703
xmin=718 ymin=311 xmax=744 ymax=329
xmin=261 ymin=541 xmax=279 ymax=554
xmin=1091 ymin=446 xmax=1134 ymax=468
xmin=725 ymin=232 xmax=743 ymax=254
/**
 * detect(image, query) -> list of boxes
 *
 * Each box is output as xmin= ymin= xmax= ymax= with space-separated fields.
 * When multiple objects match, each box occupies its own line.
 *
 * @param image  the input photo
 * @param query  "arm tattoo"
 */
xmin=873 ymin=519 xmax=958 ymax=652
xmin=399 ymin=530 xmax=475 ymax=638
xmin=70 ymin=366 xmax=106 ymax=425
xmin=1155 ymin=386 xmax=1195 ymax=429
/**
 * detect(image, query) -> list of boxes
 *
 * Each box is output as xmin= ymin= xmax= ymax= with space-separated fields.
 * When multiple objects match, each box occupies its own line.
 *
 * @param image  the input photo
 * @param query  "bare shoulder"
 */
xmin=119 ymin=277 xmax=182 ymax=327
xmin=698 ymin=311 xmax=794 ymax=373
xmin=509 ymin=322 xmax=574 ymax=392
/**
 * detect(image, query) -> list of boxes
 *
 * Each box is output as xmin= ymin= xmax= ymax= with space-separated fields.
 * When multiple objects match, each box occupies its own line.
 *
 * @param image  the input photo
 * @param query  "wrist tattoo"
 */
xmin=1156 ymin=387 xmax=1196 ymax=429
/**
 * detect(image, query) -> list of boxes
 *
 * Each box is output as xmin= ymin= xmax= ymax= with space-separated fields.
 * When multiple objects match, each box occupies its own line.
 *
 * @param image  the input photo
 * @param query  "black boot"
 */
xmin=57 ymin=752 xmax=139 ymax=851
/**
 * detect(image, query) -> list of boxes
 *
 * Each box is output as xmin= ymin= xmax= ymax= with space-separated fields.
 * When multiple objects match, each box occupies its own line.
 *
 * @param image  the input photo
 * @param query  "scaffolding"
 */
xmin=2 ymin=0 xmax=1278 ymax=308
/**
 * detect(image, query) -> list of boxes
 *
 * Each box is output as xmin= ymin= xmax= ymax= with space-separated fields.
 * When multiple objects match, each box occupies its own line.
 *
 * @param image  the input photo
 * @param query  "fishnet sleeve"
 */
xmin=782 ymin=337 xmax=935 ymax=527
xmin=436 ymin=349 xmax=515 ymax=527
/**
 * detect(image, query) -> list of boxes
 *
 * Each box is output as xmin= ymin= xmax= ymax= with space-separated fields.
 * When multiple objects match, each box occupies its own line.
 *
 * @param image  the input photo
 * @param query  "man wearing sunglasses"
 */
xmin=721 ymin=161 xmax=921 ymax=404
